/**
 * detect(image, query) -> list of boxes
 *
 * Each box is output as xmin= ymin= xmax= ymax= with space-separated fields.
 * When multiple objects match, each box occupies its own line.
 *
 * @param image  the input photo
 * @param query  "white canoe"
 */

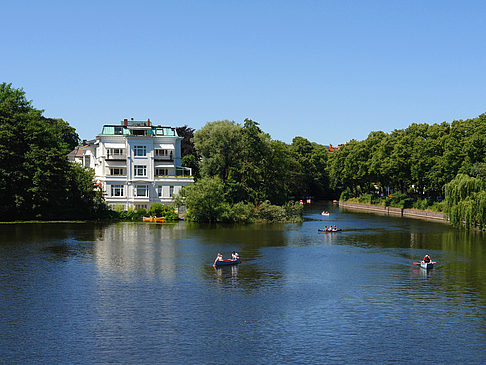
xmin=420 ymin=262 xmax=434 ymax=270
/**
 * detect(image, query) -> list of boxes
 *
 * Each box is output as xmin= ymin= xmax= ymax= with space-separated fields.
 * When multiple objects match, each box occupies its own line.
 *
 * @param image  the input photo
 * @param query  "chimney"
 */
xmin=147 ymin=118 xmax=151 ymax=126
xmin=123 ymin=118 xmax=128 ymax=126
xmin=131 ymin=117 xmax=134 ymax=121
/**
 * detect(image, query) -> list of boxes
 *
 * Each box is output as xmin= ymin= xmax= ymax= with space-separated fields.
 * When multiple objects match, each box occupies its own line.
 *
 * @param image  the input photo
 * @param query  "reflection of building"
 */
xmin=93 ymin=223 xmax=187 ymax=278
xmin=68 ymin=118 xmax=194 ymax=210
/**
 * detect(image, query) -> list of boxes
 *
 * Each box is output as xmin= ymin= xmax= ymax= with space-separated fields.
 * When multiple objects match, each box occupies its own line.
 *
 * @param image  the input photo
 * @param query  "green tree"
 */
xmin=181 ymin=154 xmax=200 ymax=179
xmin=176 ymin=125 xmax=198 ymax=158
xmin=192 ymin=120 xmax=243 ymax=181
xmin=174 ymin=176 xmax=228 ymax=222
xmin=0 ymin=82 xmax=104 ymax=220
xmin=444 ymin=174 xmax=486 ymax=230
xmin=290 ymin=137 xmax=330 ymax=199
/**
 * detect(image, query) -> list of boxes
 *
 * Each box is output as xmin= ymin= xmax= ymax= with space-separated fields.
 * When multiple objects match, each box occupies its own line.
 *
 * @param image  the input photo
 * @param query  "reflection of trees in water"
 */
xmin=185 ymin=222 xmax=291 ymax=256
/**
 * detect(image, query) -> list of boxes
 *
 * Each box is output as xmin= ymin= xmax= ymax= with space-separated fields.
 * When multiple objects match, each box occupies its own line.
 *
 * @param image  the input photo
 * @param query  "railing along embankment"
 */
xmin=338 ymin=201 xmax=447 ymax=223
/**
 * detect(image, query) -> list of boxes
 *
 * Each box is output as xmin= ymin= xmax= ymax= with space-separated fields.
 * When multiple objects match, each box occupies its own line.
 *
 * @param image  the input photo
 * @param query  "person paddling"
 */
xmin=213 ymin=253 xmax=223 ymax=266
xmin=423 ymin=254 xmax=431 ymax=263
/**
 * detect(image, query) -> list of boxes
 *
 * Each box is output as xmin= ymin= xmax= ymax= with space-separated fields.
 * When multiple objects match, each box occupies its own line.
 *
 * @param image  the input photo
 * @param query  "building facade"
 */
xmin=69 ymin=118 xmax=194 ymax=210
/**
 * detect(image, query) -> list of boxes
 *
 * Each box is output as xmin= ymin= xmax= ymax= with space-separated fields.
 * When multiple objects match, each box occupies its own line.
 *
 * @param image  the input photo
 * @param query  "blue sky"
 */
xmin=2 ymin=1 xmax=485 ymax=145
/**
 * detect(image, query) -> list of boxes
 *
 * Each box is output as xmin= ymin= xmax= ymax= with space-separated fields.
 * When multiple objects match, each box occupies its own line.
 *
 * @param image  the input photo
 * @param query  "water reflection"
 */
xmin=1 ymin=209 xmax=486 ymax=363
xmin=213 ymin=265 xmax=239 ymax=285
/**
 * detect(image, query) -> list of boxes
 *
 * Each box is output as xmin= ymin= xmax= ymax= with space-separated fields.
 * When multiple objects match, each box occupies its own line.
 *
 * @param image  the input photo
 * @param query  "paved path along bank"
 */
xmin=339 ymin=201 xmax=447 ymax=223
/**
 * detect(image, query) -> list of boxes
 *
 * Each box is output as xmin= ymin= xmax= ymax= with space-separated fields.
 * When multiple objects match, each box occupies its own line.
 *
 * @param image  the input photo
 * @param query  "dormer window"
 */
xmin=114 ymin=126 xmax=123 ymax=135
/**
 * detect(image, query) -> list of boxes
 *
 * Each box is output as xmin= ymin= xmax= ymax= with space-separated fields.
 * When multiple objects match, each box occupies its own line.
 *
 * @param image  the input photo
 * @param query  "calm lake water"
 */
xmin=1 ymin=202 xmax=486 ymax=364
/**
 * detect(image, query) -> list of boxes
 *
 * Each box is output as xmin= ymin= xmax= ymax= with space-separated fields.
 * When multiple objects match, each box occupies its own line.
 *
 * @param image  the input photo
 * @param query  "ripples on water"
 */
xmin=0 ymin=205 xmax=486 ymax=363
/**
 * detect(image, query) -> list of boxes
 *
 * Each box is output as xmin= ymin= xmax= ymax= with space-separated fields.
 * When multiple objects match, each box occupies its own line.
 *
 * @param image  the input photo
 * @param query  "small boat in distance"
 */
xmin=213 ymin=259 xmax=241 ymax=267
xmin=321 ymin=211 xmax=330 ymax=216
xmin=318 ymin=229 xmax=342 ymax=233
xmin=143 ymin=216 xmax=165 ymax=223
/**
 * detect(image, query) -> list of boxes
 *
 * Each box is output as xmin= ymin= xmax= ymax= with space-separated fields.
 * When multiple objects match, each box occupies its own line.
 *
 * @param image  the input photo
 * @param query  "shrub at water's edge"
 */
xmin=111 ymin=203 xmax=178 ymax=222
xmin=174 ymin=177 xmax=303 ymax=223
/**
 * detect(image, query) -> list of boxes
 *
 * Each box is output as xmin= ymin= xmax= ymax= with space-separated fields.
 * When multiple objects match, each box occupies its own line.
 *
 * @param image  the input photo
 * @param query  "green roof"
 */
xmin=101 ymin=125 xmax=177 ymax=136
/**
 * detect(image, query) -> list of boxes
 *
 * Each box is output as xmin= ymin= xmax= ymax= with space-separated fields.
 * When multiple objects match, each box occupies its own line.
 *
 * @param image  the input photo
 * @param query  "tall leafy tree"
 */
xmin=176 ymin=125 xmax=198 ymax=158
xmin=0 ymin=82 xmax=106 ymax=220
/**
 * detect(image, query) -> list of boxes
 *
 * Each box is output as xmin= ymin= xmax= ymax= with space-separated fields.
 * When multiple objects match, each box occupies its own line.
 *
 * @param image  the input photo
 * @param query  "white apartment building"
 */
xmin=69 ymin=118 xmax=194 ymax=210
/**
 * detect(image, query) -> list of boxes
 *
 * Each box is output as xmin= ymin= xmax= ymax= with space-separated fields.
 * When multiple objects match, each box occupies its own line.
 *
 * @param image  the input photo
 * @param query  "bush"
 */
xmin=148 ymin=203 xmax=178 ymax=221
xmin=385 ymin=192 xmax=413 ymax=208
xmin=283 ymin=201 xmax=304 ymax=222
xmin=412 ymin=198 xmax=430 ymax=210
xmin=254 ymin=200 xmax=286 ymax=222
xmin=340 ymin=189 xmax=353 ymax=201
xmin=220 ymin=201 xmax=253 ymax=223
xmin=116 ymin=206 xmax=147 ymax=220
xmin=357 ymin=193 xmax=374 ymax=204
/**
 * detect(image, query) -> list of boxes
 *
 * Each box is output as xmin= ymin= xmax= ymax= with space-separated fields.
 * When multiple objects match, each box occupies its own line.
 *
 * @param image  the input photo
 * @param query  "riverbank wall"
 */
xmin=338 ymin=201 xmax=448 ymax=223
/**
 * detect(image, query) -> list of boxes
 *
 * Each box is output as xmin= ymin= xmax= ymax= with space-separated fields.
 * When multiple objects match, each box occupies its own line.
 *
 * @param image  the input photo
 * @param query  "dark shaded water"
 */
xmin=1 ymin=202 xmax=486 ymax=363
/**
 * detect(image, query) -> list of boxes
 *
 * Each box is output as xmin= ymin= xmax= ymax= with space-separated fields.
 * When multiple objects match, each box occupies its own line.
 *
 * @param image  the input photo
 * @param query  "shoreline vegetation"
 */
xmin=1 ymin=83 xmax=485 ymax=228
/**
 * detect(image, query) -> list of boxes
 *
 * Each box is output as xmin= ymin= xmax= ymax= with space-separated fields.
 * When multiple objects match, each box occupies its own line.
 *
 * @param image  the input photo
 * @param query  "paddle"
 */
xmin=412 ymin=261 xmax=437 ymax=265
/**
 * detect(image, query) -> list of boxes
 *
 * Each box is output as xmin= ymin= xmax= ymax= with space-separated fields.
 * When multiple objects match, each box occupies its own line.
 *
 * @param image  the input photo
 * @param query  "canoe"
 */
xmin=412 ymin=261 xmax=436 ymax=269
xmin=420 ymin=262 xmax=434 ymax=270
xmin=321 ymin=212 xmax=330 ymax=216
xmin=318 ymin=229 xmax=342 ymax=232
xmin=214 ymin=259 xmax=241 ymax=267
xmin=142 ymin=216 xmax=165 ymax=223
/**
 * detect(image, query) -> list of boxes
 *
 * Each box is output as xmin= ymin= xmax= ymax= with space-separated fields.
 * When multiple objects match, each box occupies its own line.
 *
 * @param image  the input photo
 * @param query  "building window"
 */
xmin=84 ymin=155 xmax=90 ymax=167
xmin=135 ymin=204 xmax=147 ymax=210
xmin=169 ymin=186 xmax=174 ymax=197
xmin=155 ymin=168 xmax=169 ymax=176
xmin=155 ymin=128 xmax=164 ymax=135
xmin=155 ymin=149 xmax=173 ymax=159
xmin=114 ymin=126 xmax=123 ymax=135
xmin=134 ymin=145 xmax=146 ymax=156
xmin=157 ymin=185 xmax=163 ymax=197
xmin=134 ymin=165 xmax=147 ymax=176
xmin=111 ymin=184 xmax=124 ymax=197
xmin=110 ymin=168 xmax=125 ymax=176
xmin=136 ymin=185 xmax=148 ymax=197
xmin=110 ymin=148 xmax=124 ymax=155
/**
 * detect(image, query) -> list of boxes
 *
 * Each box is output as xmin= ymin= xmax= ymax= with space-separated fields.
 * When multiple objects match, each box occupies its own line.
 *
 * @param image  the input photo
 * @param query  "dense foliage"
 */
xmin=174 ymin=177 xmax=303 ymax=223
xmin=176 ymin=119 xmax=332 ymax=222
xmin=328 ymin=115 xmax=486 ymax=199
xmin=0 ymin=83 xmax=109 ymax=221
xmin=444 ymin=174 xmax=486 ymax=230
xmin=176 ymin=125 xmax=198 ymax=158
xmin=328 ymin=114 xmax=486 ymax=227
xmin=191 ymin=119 xmax=331 ymax=204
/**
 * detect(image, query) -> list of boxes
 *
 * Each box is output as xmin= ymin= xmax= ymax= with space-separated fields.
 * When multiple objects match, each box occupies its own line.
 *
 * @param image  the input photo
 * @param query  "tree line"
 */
xmin=1 ymin=82 xmax=484 ymax=228
xmin=175 ymin=119 xmax=333 ymax=222
xmin=325 ymin=115 xmax=486 ymax=229
xmin=0 ymin=83 xmax=109 ymax=221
